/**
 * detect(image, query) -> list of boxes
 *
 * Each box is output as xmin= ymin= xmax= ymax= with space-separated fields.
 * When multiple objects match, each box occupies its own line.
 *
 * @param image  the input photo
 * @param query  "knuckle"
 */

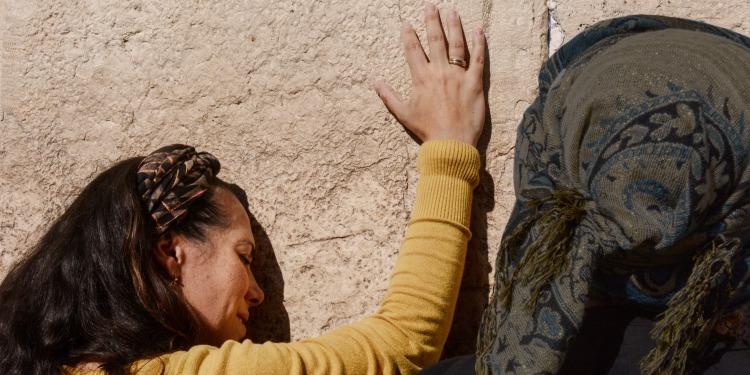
xmin=434 ymin=75 xmax=449 ymax=85
xmin=427 ymin=33 xmax=444 ymax=42
xmin=451 ymin=40 xmax=464 ymax=50
xmin=404 ymin=41 xmax=422 ymax=52
xmin=380 ymin=94 xmax=389 ymax=105
xmin=411 ymin=75 xmax=424 ymax=85
xmin=472 ymin=78 xmax=486 ymax=93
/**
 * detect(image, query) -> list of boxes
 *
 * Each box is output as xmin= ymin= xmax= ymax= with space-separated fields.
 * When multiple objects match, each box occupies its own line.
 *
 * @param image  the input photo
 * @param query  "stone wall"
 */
xmin=1 ymin=0 xmax=748 ymax=356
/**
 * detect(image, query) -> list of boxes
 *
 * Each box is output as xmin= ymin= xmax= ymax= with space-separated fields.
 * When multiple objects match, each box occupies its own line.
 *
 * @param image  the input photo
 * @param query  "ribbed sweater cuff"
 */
xmin=411 ymin=140 xmax=481 ymax=228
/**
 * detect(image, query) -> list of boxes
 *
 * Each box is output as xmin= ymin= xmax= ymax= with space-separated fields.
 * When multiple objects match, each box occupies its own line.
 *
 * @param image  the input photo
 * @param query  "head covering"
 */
xmin=136 ymin=144 xmax=221 ymax=234
xmin=477 ymin=16 xmax=750 ymax=375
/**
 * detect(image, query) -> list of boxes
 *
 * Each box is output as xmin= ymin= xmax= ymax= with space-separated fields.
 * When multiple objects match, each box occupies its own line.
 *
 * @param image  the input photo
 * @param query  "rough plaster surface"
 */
xmin=550 ymin=0 xmax=750 ymax=56
xmin=2 ymin=0 xmax=745 ymax=357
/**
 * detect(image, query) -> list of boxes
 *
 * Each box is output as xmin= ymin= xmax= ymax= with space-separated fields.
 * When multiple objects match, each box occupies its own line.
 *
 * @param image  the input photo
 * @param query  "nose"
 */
xmin=245 ymin=271 xmax=265 ymax=307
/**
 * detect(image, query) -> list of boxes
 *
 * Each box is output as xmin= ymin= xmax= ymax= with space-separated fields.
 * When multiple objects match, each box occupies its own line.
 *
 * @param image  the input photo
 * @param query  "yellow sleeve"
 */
xmin=161 ymin=140 xmax=481 ymax=375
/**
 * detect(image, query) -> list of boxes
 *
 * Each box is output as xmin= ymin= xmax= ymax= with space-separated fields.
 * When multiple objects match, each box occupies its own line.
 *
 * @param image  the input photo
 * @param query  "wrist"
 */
xmin=422 ymin=131 xmax=480 ymax=147
xmin=417 ymin=140 xmax=481 ymax=185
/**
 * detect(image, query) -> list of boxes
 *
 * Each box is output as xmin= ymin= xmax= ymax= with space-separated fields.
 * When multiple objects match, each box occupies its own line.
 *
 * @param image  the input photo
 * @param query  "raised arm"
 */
xmin=157 ymin=4 xmax=486 ymax=375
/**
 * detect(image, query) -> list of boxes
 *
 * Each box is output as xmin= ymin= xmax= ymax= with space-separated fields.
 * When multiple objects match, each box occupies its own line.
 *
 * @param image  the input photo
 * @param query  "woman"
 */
xmin=474 ymin=15 xmax=750 ymax=375
xmin=0 ymin=4 xmax=486 ymax=375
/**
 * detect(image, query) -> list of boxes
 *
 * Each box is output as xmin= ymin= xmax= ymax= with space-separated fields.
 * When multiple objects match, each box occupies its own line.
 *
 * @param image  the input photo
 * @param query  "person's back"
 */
xmin=477 ymin=15 xmax=750 ymax=375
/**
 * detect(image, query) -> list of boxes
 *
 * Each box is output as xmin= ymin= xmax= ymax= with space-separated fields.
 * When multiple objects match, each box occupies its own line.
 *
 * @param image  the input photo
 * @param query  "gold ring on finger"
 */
xmin=448 ymin=58 xmax=468 ymax=68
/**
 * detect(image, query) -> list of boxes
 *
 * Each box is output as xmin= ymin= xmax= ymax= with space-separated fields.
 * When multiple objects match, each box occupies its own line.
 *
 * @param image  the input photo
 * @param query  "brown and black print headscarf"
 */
xmin=136 ymin=145 xmax=221 ymax=234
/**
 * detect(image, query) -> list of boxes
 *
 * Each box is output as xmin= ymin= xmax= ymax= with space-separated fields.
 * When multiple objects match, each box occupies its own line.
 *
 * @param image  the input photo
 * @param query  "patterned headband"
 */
xmin=136 ymin=144 xmax=221 ymax=234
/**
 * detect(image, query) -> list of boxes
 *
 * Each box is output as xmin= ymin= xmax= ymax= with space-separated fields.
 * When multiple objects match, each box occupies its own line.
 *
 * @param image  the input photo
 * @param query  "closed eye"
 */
xmin=239 ymin=254 xmax=253 ymax=266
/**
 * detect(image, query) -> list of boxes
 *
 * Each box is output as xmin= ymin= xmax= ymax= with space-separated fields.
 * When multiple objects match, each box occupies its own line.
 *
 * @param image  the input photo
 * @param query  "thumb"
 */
xmin=374 ymin=82 xmax=408 ymax=120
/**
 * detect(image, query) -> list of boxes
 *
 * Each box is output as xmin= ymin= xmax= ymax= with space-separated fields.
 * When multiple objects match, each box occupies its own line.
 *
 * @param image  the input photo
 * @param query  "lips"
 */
xmin=238 ymin=312 xmax=249 ymax=325
xmin=235 ymin=314 xmax=249 ymax=339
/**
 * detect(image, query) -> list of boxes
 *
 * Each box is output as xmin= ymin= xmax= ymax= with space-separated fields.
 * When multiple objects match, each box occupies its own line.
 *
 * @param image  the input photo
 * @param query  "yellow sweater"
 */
xmin=67 ymin=140 xmax=480 ymax=375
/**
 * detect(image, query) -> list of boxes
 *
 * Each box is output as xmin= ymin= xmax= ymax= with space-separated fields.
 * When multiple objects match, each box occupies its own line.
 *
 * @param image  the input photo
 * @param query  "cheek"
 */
xmin=181 ymin=268 xmax=221 ymax=315
xmin=228 ymin=264 xmax=250 ymax=298
xmin=220 ymin=264 xmax=251 ymax=336
xmin=215 ymin=258 xmax=250 ymax=310
xmin=182 ymin=261 xmax=249 ymax=342
xmin=181 ymin=261 xmax=237 ymax=317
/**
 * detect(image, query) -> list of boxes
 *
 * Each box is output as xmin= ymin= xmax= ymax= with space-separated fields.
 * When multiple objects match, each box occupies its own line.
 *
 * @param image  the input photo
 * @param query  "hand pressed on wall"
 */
xmin=375 ymin=3 xmax=486 ymax=147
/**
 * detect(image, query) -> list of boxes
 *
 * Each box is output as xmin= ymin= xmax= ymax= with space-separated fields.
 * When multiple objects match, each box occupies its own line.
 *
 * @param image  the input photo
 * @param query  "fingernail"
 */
xmin=476 ymin=28 xmax=483 ymax=36
xmin=426 ymin=3 xmax=436 ymax=13
xmin=373 ymin=83 xmax=383 ymax=96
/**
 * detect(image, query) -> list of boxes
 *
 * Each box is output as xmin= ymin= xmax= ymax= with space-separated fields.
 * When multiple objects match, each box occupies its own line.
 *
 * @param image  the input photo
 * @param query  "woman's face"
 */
xmin=176 ymin=188 xmax=265 ymax=346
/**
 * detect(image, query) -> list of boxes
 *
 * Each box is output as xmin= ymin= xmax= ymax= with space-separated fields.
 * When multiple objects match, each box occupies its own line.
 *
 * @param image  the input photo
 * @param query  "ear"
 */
xmin=154 ymin=232 xmax=186 ymax=279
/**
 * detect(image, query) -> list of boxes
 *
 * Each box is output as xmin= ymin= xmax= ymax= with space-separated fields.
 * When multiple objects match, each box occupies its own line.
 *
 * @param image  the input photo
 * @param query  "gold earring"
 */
xmin=169 ymin=277 xmax=179 ymax=287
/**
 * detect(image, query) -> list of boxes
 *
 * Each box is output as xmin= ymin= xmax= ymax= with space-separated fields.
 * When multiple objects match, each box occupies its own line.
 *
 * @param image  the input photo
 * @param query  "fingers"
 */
xmin=446 ymin=9 xmax=466 ymax=63
xmin=424 ymin=3 xmax=447 ymax=64
xmin=401 ymin=22 xmax=427 ymax=80
xmin=405 ymin=4 xmax=476 ymax=72
xmin=468 ymin=28 xmax=486 ymax=79
xmin=373 ymin=82 xmax=408 ymax=120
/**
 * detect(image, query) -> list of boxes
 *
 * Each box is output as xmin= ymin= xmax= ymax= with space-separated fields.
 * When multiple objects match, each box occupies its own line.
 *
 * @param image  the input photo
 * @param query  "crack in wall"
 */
xmin=481 ymin=0 xmax=493 ymax=33
xmin=286 ymin=230 xmax=372 ymax=248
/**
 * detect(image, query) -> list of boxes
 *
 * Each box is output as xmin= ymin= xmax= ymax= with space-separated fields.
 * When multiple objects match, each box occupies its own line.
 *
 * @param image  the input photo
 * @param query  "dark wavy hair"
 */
xmin=0 ymin=156 xmax=232 ymax=375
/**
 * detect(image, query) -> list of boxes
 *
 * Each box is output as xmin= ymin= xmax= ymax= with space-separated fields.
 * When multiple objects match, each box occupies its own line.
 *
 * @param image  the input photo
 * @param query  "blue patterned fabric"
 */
xmin=477 ymin=15 xmax=750 ymax=375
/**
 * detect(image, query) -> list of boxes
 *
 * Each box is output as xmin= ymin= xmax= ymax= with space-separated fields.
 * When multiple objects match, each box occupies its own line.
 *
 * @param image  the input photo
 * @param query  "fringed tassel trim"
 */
xmin=498 ymin=189 xmax=588 ymax=310
xmin=476 ymin=279 xmax=508 ymax=375
xmin=640 ymin=237 xmax=741 ymax=375
xmin=477 ymin=189 xmax=587 ymax=375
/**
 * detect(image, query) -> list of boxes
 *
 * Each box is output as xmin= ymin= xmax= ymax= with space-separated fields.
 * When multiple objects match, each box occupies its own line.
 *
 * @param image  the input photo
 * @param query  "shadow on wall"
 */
xmin=224 ymin=42 xmax=495 ymax=349
xmin=441 ymin=40 xmax=494 ymax=359
xmin=228 ymin=183 xmax=292 ymax=343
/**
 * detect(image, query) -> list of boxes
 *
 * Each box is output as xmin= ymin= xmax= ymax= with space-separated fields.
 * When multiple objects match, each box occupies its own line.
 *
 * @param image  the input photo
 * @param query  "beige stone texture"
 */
xmin=549 ymin=0 xmax=750 ymax=55
xmin=1 ymin=0 xmax=747 ymax=357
